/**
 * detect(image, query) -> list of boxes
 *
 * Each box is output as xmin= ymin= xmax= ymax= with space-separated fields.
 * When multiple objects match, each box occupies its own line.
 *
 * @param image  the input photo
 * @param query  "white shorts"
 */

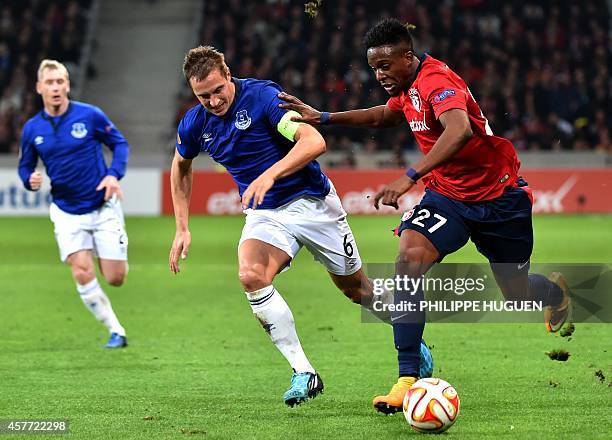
xmin=238 ymin=185 xmax=362 ymax=276
xmin=49 ymin=197 xmax=128 ymax=262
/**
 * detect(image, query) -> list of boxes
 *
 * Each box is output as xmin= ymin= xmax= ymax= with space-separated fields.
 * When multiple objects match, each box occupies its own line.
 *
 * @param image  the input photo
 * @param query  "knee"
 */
xmin=396 ymin=246 xmax=430 ymax=277
xmin=397 ymin=246 xmax=426 ymax=264
xmin=101 ymin=263 xmax=128 ymax=287
xmin=72 ymin=265 xmax=96 ymax=286
xmin=106 ymin=273 xmax=125 ymax=287
xmin=238 ymin=264 xmax=271 ymax=292
xmin=339 ymin=285 xmax=363 ymax=304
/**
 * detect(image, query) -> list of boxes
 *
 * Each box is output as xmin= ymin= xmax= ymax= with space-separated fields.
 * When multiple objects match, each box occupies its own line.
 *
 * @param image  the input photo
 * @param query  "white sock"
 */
xmin=246 ymin=285 xmax=315 ymax=374
xmin=77 ymin=278 xmax=126 ymax=336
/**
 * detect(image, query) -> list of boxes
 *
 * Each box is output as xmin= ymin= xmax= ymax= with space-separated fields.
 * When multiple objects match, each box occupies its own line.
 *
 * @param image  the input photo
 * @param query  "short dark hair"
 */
xmin=363 ymin=18 xmax=413 ymax=50
xmin=183 ymin=45 xmax=229 ymax=82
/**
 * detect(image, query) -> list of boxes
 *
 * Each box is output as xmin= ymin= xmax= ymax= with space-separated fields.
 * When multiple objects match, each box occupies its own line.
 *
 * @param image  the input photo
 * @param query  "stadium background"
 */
xmin=1 ymin=1 xmax=611 ymax=439
xmin=0 ymin=0 xmax=610 ymax=216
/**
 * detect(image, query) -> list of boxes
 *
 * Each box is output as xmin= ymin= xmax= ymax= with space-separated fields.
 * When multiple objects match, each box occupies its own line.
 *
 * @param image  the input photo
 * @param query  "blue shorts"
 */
xmin=396 ymin=186 xmax=533 ymax=263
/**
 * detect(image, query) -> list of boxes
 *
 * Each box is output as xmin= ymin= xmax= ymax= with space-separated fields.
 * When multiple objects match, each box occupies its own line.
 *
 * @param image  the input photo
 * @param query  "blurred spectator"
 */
xmin=173 ymin=0 xmax=611 ymax=166
xmin=0 ymin=0 xmax=92 ymax=153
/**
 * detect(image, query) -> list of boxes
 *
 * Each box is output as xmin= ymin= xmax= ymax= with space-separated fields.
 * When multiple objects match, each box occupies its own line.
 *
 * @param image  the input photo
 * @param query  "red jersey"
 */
xmin=387 ymin=54 xmax=521 ymax=202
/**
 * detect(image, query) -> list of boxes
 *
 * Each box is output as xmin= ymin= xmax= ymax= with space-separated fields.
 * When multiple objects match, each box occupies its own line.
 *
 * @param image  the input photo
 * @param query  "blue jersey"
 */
xmin=176 ymin=78 xmax=330 ymax=209
xmin=18 ymin=101 xmax=129 ymax=215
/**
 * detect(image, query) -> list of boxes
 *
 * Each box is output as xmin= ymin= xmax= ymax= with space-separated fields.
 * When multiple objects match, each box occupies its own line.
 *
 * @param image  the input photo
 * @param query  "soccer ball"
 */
xmin=402 ymin=378 xmax=460 ymax=433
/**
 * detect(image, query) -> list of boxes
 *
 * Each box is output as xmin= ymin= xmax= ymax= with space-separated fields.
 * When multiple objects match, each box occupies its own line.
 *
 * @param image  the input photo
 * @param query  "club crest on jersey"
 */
xmin=70 ymin=123 xmax=88 ymax=139
xmin=234 ymin=110 xmax=251 ymax=130
xmin=34 ymin=136 xmax=44 ymax=145
xmin=408 ymin=88 xmax=422 ymax=112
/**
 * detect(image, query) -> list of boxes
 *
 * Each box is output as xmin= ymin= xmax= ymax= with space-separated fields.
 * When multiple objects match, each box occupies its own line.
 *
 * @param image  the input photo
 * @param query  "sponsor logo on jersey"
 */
xmin=234 ymin=110 xmax=252 ymax=130
xmin=34 ymin=136 xmax=44 ymax=145
xmin=408 ymin=88 xmax=422 ymax=112
xmin=70 ymin=122 xmax=88 ymax=139
xmin=202 ymin=132 xmax=214 ymax=142
xmin=433 ymin=89 xmax=456 ymax=104
xmin=409 ymin=118 xmax=430 ymax=132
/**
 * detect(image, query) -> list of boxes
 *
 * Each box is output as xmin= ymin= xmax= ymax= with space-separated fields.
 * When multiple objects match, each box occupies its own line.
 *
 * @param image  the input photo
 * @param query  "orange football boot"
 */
xmin=373 ymin=376 xmax=417 ymax=414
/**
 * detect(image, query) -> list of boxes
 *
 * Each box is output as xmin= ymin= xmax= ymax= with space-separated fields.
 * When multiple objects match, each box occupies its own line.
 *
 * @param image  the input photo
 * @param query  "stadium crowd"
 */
xmin=174 ymin=0 xmax=611 ymax=164
xmin=0 ymin=0 xmax=609 ymax=160
xmin=0 ymin=0 xmax=92 ymax=153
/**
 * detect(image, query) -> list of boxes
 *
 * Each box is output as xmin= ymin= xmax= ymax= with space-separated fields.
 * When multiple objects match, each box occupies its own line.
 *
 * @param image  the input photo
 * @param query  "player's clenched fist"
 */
xmin=169 ymin=230 xmax=191 ymax=274
xmin=29 ymin=171 xmax=43 ymax=190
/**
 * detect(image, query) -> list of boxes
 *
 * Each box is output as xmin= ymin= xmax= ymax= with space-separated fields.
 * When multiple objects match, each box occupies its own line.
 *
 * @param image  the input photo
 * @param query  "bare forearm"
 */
xmin=170 ymin=158 xmax=192 ymax=231
xmin=266 ymin=136 xmax=325 ymax=180
xmin=414 ymin=128 xmax=471 ymax=177
xmin=329 ymin=106 xmax=391 ymax=128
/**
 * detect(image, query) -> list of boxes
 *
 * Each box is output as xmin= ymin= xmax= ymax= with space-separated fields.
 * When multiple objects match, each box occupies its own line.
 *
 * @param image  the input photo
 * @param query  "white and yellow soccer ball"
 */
xmin=402 ymin=378 xmax=460 ymax=433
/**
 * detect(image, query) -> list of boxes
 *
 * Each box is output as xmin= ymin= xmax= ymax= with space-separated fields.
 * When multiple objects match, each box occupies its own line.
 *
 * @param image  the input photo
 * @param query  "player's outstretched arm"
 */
xmin=278 ymin=92 xmax=403 ymax=128
xmin=241 ymin=123 xmax=325 ymax=209
xmin=169 ymin=150 xmax=193 ymax=274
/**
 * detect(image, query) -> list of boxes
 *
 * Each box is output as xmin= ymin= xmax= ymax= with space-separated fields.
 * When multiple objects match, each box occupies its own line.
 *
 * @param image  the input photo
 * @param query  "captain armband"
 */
xmin=277 ymin=110 xmax=303 ymax=142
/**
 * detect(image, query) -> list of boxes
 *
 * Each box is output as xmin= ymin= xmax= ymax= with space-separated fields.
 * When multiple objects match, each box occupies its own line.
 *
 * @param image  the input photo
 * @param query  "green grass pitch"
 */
xmin=1 ymin=215 xmax=611 ymax=439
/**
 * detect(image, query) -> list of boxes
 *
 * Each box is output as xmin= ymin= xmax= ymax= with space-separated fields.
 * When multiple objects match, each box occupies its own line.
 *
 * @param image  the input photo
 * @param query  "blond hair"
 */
xmin=37 ymin=59 xmax=69 ymax=81
xmin=182 ymin=46 xmax=229 ymax=82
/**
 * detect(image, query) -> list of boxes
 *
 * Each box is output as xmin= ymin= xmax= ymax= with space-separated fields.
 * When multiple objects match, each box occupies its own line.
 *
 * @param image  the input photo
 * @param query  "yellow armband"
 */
xmin=277 ymin=110 xmax=302 ymax=141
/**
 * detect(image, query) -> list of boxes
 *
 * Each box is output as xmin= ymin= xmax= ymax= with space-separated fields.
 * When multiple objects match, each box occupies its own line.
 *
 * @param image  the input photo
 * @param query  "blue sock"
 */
xmin=391 ymin=280 xmax=425 ymax=377
xmin=528 ymin=273 xmax=563 ymax=306
xmin=393 ymin=322 xmax=424 ymax=377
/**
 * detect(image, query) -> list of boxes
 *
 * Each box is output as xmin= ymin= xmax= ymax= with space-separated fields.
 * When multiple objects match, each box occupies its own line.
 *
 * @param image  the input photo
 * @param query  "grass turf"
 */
xmin=1 ymin=215 xmax=611 ymax=439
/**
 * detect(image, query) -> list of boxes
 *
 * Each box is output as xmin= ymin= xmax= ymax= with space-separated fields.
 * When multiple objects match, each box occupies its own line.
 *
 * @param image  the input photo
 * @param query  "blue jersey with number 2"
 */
xmin=18 ymin=101 xmax=129 ymax=215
